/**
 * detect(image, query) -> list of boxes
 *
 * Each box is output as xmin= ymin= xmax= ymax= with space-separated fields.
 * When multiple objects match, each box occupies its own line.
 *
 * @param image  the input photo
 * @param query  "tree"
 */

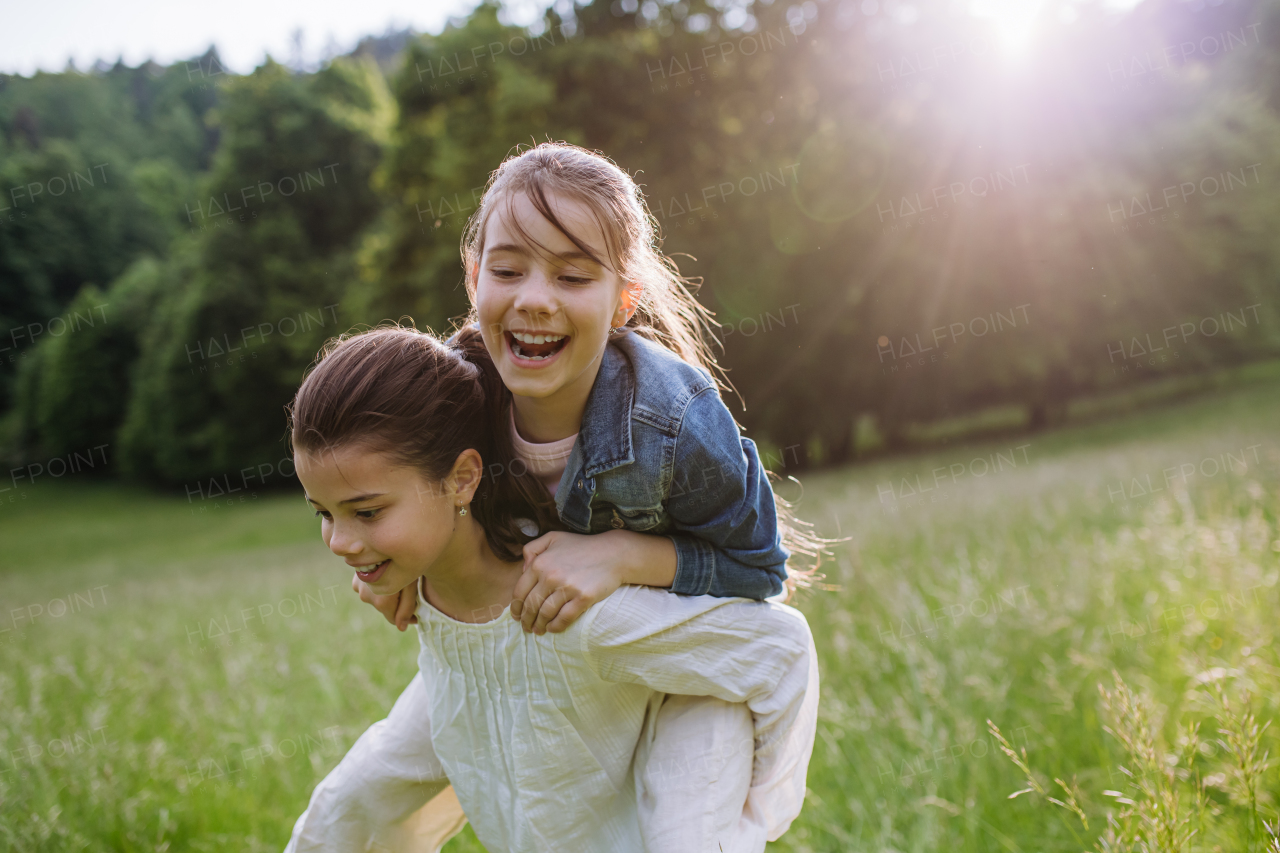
xmin=117 ymin=58 xmax=391 ymax=483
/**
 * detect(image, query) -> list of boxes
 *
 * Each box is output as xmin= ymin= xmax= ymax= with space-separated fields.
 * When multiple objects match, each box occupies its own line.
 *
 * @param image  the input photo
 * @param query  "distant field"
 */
xmin=1 ymin=378 xmax=1278 ymax=852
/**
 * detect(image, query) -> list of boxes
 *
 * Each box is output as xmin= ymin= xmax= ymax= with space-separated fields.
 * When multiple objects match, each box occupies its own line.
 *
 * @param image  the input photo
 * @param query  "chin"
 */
xmin=370 ymin=574 xmax=417 ymax=598
xmin=506 ymin=377 xmax=561 ymax=399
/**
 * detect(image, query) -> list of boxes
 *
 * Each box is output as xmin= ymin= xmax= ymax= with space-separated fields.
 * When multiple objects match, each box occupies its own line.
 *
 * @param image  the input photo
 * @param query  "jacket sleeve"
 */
xmin=664 ymin=385 xmax=790 ymax=599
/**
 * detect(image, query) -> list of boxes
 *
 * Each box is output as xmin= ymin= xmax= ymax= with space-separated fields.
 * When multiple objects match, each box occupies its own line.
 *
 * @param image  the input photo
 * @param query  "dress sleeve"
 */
xmin=284 ymin=673 xmax=464 ymax=853
xmin=580 ymin=585 xmax=817 ymax=828
xmin=665 ymin=386 xmax=790 ymax=599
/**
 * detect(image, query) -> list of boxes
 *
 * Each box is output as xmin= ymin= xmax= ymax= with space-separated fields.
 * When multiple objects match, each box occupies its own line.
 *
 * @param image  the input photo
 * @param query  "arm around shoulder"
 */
xmin=581 ymin=586 xmax=809 ymax=708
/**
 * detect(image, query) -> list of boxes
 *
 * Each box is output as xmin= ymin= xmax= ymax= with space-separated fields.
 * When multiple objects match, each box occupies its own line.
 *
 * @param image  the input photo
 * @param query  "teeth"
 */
xmin=512 ymin=332 xmax=565 ymax=344
xmin=511 ymin=339 xmax=557 ymax=361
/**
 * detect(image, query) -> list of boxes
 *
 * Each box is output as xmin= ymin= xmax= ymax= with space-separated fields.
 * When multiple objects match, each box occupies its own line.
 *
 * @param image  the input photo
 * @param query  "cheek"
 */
xmin=474 ymin=283 xmax=505 ymax=318
xmin=573 ymin=301 xmax=615 ymax=341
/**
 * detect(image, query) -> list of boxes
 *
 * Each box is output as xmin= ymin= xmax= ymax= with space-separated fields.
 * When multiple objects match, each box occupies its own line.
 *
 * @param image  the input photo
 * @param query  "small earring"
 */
xmin=458 ymin=504 xmax=468 ymax=516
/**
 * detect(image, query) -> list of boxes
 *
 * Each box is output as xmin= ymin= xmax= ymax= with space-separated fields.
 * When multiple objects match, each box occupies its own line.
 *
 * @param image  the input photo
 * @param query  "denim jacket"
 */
xmin=552 ymin=330 xmax=789 ymax=599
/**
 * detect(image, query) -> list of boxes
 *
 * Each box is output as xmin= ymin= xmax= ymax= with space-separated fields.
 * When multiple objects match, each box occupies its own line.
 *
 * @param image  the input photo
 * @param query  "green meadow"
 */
xmin=2 ymin=375 xmax=1278 ymax=852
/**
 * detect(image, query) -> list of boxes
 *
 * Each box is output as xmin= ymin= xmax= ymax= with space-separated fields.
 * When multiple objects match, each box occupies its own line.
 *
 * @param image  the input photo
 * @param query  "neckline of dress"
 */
xmin=415 ymin=577 xmax=514 ymax=628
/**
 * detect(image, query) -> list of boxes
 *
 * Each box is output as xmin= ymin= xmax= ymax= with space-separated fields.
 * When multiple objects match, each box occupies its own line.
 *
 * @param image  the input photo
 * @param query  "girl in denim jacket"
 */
xmin=306 ymin=142 xmax=822 ymax=851
xmin=373 ymin=141 xmax=815 ymax=632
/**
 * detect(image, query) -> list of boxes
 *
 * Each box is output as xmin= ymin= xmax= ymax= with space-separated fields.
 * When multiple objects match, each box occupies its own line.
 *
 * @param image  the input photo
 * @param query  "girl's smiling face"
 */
xmin=295 ymin=444 xmax=470 ymax=597
xmin=473 ymin=190 xmax=632 ymax=404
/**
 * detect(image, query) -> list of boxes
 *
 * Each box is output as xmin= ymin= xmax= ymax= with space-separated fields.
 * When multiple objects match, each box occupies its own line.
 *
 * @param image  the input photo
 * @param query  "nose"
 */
xmin=511 ymin=266 xmax=558 ymax=319
xmin=326 ymin=520 xmax=364 ymax=558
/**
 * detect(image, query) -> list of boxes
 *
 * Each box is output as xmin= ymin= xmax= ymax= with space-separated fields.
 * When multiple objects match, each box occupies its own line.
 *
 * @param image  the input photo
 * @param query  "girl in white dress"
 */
xmin=285 ymin=326 xmax=818 ymax=853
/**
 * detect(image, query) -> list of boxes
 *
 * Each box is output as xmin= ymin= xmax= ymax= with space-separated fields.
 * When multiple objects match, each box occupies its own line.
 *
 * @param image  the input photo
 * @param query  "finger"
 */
xmin=352 ymin=572 xmax=360 ymax=593
xmin=394 ymin=586 xmax=418 ymax=631
xmin=521 ymin=580 xmax=555 ymax=633
xmin=375 ymin=594 xmax=399 ymax=624
xmin=545 ymin=598 xmax=589 ymax=634
xmin=534 ymin=589 xmax=570 ymax=634
xmin=522 ymin=532 xmax=555 ymax=565
xmin=511 ymin=567 xmax=540 ymax=620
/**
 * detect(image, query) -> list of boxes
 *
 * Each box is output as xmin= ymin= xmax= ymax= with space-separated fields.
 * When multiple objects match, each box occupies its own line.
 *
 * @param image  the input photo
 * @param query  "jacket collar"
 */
xmin=575 ymin=337 xmax=635 ymax=477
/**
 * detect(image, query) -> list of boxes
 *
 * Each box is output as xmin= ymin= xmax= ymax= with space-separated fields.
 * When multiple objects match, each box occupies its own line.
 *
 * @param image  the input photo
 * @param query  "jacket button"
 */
xmin=611 ymin=516 xmax=625 ymax=529
xmin=577 ymin=480 xmax=584 ymax=489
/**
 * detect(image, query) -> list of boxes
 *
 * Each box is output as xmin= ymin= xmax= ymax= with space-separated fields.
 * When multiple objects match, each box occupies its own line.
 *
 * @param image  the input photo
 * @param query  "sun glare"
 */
xmin=971 ymin=0 xmax=1043 ymax=59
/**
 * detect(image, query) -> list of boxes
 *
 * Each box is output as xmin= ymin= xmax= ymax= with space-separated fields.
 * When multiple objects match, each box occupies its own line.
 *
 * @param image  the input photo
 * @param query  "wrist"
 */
xmin=605 ymin=529 xmax=676 ymax=589
xmin=602 ymin=529 xmax=637 ymax=585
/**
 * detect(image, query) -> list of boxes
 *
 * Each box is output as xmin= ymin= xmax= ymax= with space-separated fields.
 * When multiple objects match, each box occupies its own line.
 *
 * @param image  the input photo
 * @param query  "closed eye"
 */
xmin=314 ymin=508 xmax=380 ymax=520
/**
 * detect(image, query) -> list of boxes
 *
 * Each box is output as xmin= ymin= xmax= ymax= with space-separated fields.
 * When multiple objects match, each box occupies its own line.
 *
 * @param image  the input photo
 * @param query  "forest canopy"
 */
xmin=2 ymin=0 xmax=1278 ymax=486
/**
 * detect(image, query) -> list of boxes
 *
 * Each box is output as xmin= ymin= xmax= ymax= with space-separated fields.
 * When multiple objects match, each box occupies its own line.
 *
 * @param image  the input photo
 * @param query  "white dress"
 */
xmin=285 ymin=584 xmax=818 ymax=853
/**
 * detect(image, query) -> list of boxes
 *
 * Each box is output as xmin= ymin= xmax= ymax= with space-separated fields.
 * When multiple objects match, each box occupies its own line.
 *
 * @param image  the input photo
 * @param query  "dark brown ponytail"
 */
xmin=287 ymin=322 xmax=560 ymax=562
xmin=447 ymin=323 xmax=562 ymax=549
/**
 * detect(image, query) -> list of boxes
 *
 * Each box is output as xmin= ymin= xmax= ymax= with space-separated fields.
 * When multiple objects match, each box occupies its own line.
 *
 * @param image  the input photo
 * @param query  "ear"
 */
xmin=616 ymin=281 xmax=640 ymax=325
xmin=446 ymin=447 xmax=485 ymax=506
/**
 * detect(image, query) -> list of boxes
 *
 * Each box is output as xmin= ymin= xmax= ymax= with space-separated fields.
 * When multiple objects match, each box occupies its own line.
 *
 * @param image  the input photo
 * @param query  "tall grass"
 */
xmin=1 ymin=378 xmax=1277 ymax=852
xmin=771 ymin=377 xmax=1279 ymax=852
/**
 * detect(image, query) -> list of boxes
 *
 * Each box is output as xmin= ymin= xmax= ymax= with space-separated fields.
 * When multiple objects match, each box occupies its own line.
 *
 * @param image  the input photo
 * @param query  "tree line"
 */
xmin=1 ymin=0 xmax=1278 ymax=486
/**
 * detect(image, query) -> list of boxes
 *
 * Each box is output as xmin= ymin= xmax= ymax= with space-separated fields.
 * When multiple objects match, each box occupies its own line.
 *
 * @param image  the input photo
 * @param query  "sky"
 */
xmin=2 ymin=0 xmax=1146 ymax=77
xmin=0 ymin=0 xmax=520 ymax=76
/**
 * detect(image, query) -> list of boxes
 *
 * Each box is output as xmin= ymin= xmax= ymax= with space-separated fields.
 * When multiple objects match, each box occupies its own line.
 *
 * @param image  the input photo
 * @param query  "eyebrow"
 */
xmin=305 ymin=493 xmax=387 ymax=506
xmin=486 ymin=243 xmax=602 ymax=265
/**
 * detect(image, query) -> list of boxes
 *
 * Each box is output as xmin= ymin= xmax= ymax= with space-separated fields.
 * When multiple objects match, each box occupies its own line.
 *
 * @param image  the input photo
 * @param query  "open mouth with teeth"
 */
xmin=506 ymin=331 xmax=569 ymax=362
xmin=355 ymin=559 xmax=390 ymax=583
